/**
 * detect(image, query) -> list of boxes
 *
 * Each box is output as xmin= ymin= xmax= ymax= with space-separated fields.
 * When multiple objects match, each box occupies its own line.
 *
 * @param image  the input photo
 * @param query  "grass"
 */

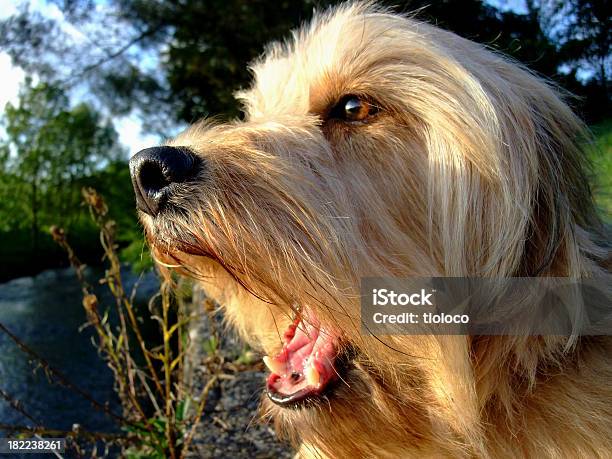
xmin=588 ymin=118 xmax=612 ymax=224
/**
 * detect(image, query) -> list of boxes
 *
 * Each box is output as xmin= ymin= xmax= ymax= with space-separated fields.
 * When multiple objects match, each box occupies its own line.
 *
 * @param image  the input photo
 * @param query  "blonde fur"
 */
xmin=141 ymin=2 xmax=611 ymax=457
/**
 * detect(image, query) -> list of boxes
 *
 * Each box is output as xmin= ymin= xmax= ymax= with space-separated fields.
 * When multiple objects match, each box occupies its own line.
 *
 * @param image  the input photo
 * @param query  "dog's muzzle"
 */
xmin=129 ymin=146 xmax=202 ymax=216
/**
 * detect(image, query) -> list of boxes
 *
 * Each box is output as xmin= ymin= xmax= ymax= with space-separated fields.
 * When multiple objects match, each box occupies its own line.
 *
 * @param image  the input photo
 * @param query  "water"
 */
xmin=0 ymin=267 xmax=158 ymax=443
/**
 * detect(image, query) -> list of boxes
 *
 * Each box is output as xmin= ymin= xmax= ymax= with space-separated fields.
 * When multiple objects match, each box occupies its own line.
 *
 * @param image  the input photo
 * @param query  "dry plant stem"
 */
xmin=161 ymin=283 xmax=177 ymax=459
xmin=51 ymin=228 xmax=152 ymax=429
xmin=0 ymin=321 xmax=128 ymax=426
xmin=181 ymin=375 xmax=219 ymax=456
xmin=49 ymin=188 xmax=228 ymax=457
xmin=53 ymin=194 xmax=167 ymax=455
xmin=89 ymin=305 xmax=151 ymax=425
xmin=121 ymin=294 xmax=165 ymax=398
xmin=85 ymin=188 xmax=179 ymax=457
xmin=0 ymin=388 xmax=41 ymax=427
xmin=86 ymin=299 xmax=138 ymax=414
xmin=181 ymin=301 xmax=223 ymax=457
xmin=92 ymin=205 xmax=165 ymax=400
xmin=174 ymin=278 xmax=186 ymax=404
xmin=0 ymin=391 xmax=126 ymax=455
xmin=104 ymin=243 xmax=135 ymax=405
xmin=0 ymin=423 xmax=125 ymax=442
xmin=99 ymin=223 xmax=162 ymax=419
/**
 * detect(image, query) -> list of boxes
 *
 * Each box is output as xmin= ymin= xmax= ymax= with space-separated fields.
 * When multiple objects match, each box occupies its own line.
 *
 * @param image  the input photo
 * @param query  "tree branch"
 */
xmin=65 ymin=23 xmax=166 ymax=83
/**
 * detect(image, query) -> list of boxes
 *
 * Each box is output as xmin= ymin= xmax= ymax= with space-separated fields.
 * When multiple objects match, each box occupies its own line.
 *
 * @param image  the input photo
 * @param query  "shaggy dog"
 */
xmin=129 ymin=2 xmax=611 ymax=457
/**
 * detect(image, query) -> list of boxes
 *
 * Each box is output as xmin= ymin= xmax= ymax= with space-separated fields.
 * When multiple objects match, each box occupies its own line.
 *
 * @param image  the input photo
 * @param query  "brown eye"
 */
xmin=329 ymin=95 xmax=379 ymax=122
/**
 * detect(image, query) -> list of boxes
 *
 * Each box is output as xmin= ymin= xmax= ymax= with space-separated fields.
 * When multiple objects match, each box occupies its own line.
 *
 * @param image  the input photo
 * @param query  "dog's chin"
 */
xmin=143 ymin=217 xmax=211 ymax=261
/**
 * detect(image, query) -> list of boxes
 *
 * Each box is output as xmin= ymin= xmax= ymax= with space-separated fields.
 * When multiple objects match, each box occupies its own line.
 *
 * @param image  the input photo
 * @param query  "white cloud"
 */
xmin=115 ymin=115 xmax=161 ymax=157
xmin=29 ymin=0 xmax=87 ymax=43
xmin=0 ymin=53 xmax=25 ymax=111
xmin=0 ymin=0 xmax=18 ymax=19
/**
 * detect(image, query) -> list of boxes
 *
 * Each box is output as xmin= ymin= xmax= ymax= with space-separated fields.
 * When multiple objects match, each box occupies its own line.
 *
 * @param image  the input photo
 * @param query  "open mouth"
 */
xmin=263 ymin=311 xmax=341 ymax=406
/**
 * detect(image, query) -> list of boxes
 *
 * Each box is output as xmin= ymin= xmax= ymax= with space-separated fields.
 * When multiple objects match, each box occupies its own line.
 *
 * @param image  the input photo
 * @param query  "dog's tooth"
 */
xmin=305 ymin=364 xmax=320 ymax=387
xmin=263 ymin=356 xmax=286 ymax=375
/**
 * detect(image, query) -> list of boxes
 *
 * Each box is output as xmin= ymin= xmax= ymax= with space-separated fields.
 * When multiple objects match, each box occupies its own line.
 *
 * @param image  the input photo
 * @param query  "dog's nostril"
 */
xmin=139 ymin=161 xmax=172 ymax=195
xmin=129 ymin=146 xmax=201 ymax=216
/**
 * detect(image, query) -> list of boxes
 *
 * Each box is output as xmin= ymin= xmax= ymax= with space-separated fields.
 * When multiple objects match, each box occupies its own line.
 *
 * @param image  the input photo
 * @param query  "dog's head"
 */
xmin=129 ymin=3 xmax=605 ymax=456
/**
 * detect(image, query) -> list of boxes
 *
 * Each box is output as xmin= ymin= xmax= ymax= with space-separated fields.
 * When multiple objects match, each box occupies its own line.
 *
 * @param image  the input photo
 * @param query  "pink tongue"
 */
xmin=265 ymin=316 xmax=338 ymax=398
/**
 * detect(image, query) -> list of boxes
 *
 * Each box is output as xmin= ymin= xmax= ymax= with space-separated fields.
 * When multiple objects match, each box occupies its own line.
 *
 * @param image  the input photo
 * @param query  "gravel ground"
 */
xmin=188 ymin=370 xmax=293 ymax=459
xmin=186 ymin=288 xmax=294 ymax=458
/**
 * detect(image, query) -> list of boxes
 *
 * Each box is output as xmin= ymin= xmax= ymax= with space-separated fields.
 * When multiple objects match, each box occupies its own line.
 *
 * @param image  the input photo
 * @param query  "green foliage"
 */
xmin=235 ymin=344 xmax=256 ymax=365
xmin=588 ymin=119 xmax=612 ymax=223
xmin=123 ymin=416 xmax=178 ymax=459
xmin=130 ymin=0 xmax=339 ymax=121
xmin=536 ymin=0 xmax=611 ymax=121
xmin=0 ymin=80 xmax=122 ymax=232
xmin=0 ymin=46 xmax=155 ymax=282
xmin=148 ymin=0 xmax=559 ymax=122
xmin=0 ymin=80 xmax=146 ymax=280
xmin=202 ymin=336 xmax=218 ymax=356
xmin=119 ymin=239 xmax=154 ymax=273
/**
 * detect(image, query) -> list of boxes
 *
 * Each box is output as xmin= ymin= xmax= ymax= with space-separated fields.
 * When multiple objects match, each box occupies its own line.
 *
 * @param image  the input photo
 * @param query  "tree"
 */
xmin=0 ymin=0 xmax=583 ymax=126
xmin=0 ymin=79 xmax=123 ymax=251
xmin=540 ymin=0 xmax=610 ymax=84
xmin=522 ymin=0 xmax=611 ymax=121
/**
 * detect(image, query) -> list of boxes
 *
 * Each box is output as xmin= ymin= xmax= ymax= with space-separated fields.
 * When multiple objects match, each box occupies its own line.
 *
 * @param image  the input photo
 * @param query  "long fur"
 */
xmin=141 ymin=2 xmax=612 ymax=457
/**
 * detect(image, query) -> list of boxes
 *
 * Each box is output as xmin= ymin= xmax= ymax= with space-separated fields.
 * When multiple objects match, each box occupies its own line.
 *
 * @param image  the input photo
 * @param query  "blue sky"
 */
xmin=487 ymin=0 xmax=528 ymax=14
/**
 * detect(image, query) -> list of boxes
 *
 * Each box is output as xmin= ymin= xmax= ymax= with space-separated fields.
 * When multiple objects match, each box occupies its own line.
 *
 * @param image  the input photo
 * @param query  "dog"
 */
xmin=129 ymin=2 xmax=612 ymax=457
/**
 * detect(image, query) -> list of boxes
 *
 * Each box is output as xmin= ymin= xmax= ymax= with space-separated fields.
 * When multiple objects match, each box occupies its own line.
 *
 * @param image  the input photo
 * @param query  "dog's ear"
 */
xmin=515 ymin=95 xmax=603 ymax=277
xmin=422 ymin=47 xmax=605 ymax=278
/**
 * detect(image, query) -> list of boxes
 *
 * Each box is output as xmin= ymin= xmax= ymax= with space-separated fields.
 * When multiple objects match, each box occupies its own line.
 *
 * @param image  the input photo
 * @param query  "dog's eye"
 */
xmin=330 ymin=95 xmax=379 ymax=122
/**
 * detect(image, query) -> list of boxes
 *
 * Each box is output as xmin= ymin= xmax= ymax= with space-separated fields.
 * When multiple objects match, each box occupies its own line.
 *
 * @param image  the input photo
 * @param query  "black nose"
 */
xmin=129 ymin=146 xmax=201 ymax=216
